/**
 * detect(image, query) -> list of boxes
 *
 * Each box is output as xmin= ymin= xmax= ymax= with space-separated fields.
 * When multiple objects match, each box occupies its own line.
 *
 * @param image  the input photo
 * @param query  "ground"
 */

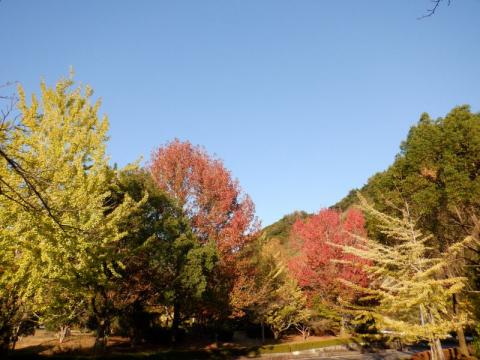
xmin=13 ymin=329 xmax=349 ymax=358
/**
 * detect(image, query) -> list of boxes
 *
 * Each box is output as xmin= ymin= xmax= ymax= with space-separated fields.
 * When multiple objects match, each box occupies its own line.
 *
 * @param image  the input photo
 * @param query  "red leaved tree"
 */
xmin=150 ymin=139 xmax=259 ymax=316
xmin=288 ymin=208 xmax=369 ymax=305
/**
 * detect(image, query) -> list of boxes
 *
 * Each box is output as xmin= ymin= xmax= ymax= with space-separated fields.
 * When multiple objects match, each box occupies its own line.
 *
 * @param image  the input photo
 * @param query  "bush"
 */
xmin=473 ymin=324 xmax=480 ymax=358
xmin=310 ymin=319 xmax=339 ymax=336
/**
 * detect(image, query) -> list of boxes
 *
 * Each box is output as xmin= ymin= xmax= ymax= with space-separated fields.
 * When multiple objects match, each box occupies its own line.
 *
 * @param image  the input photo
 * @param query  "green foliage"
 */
xmin=95 ymin=168 xmax=219 ymax=344
xmin=254 ymin=336 xmax=354 ymax=355
xmin=115 ymin=169 xmax=217 ymax=306
xmin=473 ymin=323 xmax=480 ymax=358
xmin=334 ymin=106 xmax=480 ymax=356
xmin=262 ymin=211 xmax=310 ymax=245
xmin=249 ymin=238 xmax=309 ymax=340
xmin=336 ymin=105 xmax=480 ymax=249
xmin=263 ymin=277 xmax=309 ymax=340
xmin=333 ymin=188 xmax=361 ymax=212
xmin=308 ymin=297 xmax=342 ymax=334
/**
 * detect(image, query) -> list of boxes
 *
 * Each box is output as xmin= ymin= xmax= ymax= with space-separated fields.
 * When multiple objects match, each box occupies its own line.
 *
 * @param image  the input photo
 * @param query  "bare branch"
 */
xmin=419 ymin=0 xmax=452 ymax=19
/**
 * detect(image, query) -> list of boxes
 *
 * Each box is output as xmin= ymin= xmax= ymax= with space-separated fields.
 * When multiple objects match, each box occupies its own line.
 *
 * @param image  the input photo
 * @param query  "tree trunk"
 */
xmin=340 ymin=315 xmax=346 ymax=336
xmin=456 ymin=325 xmax=469 ymax=357
xmin=94 ymin=319 xmax=109 ymax=351
xmin=302 ymin=327 xmax=310 ymax=341
xmin=171 ymin=302 xmax=180 ymax=343
xmin=91 ymin=290 xmax=111 ymax=352
xmin=430 ymin=337 xmax=445 ymax=360
xmin=59 ymin=325 xmax=70 ymax=344
xmin=0 ymin=331 xmax=11 ymax=355
xmin=260 ymin=320 xmax=265 ymax=344
xmin=10 ymin=324 xmax=20 ymax=351
xmin=429 ymin=337 xmax=445 ymax=360
xmin=453 ymin=294 xmax=469 ymax=357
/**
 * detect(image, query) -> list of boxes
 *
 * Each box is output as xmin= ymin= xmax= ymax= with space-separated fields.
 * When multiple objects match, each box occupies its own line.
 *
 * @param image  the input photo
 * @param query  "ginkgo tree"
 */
xmin=0 ymin=75 xmax=144 ymax=350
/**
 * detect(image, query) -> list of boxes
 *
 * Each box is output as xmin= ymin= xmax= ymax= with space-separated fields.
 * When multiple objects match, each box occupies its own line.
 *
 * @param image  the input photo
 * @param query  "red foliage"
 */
xmin=150 ymin=139 xmax=259 ymax=264
xmin=288 ymin=208 xmax=369 ymax=303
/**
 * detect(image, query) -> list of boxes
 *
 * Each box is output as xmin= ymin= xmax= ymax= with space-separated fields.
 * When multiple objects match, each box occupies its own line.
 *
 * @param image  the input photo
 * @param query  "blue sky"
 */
xmin=1 ymin=1 xmax=479 ymax=226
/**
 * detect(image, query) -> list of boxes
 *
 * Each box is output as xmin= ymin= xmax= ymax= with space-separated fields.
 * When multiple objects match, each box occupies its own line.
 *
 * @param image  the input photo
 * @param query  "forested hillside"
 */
xmin=261 ymin=211 xmax=310 ymax=245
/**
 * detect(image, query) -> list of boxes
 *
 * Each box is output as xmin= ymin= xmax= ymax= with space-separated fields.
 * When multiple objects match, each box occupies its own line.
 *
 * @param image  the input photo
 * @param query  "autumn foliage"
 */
xmin=150 ymin=139 xmax=259 ymax=263
xmin=150 ymin=139 xmax=260 ymax=317
xmin=288 ymin=208 xmax=369 ymax=304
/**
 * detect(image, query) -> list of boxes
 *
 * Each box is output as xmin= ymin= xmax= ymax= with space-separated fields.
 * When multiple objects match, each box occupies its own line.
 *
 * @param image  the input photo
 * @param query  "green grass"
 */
xmin=250 ymin=336 xmax=356 ymax=355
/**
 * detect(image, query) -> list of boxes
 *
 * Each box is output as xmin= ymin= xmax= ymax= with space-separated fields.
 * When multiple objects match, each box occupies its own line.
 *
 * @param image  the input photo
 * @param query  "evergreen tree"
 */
xmin=104 ymin=169 xmax=218 ymax=344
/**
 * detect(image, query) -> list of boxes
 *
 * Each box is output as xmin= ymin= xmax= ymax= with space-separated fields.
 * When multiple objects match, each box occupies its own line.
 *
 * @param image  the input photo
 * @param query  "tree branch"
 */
xmin=419 ymin=0 xmax=452 ymax=19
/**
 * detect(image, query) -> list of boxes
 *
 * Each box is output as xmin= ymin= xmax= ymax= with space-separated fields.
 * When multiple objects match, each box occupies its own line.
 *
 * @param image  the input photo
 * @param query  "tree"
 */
xmin=110 ymin=169 xmax=218 ymax=343
xmin=261 ymin=211 xmax=310 ymax=246
xmin=150 ymin=139 xmax=258 ymax=261
xmin=339 ymin=106 xmax=480 ymax=249
xmin=0 ymin=81 xmax=65 ymax=229
xmin=264 ymin=277 xmax=309 ymax=341
xmin=0 ymin=76 xmax=143 ymax=351
xmin=0 ymin=80 xmax=80 ymax=352
xmin=288 ymin=209 xmax=370 ymax=317
xmin=150 ymin=139 xmax=259 ymax=317
xmin=340 ymin=195 xmax=468 ymax=360
xmin=0 ymin=286 xmax=31 ymax=352
xmin=249 ymin=237 xmax=309 ymax=341
xmin=335 ymin=106 xmax=480 ymax=355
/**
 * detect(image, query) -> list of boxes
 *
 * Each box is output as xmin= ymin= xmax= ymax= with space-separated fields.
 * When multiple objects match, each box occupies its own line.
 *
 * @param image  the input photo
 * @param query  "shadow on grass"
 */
xmin=7 ymin=337 xmax=358 ymax=359
xmin=8 ymin=347 xmax=260 ymax=360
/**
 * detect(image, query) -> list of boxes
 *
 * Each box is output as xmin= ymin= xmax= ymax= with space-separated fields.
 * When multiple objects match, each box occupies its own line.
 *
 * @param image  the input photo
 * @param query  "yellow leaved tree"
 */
xmin=0 ymin=75 xmax=144 ymax=351
xmin=339 ymin=195 xmax=469 ymax=360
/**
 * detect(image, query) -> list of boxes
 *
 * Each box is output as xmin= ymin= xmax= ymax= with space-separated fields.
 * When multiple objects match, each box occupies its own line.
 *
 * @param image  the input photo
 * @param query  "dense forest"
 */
xmin=1 ymin=77 xmax=480 ymax=360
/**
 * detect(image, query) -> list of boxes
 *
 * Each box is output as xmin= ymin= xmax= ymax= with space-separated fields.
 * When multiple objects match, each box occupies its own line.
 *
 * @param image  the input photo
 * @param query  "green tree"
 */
xmin=339 ymin=106 xmax=480 ymax=247
xmin=110 ymin=169 xmax=218 ymax=343
xmin=261 ymin=211 xmax=310 ymax=246
xmin=249 ymin=237 xmax=309 ymax=341
xmin=264 ymin=277 xmax=309 ymax=341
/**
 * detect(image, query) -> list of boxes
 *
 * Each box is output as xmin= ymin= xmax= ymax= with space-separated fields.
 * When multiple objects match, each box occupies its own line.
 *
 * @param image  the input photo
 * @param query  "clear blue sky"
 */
xmin=1 ymin=1 xmax=479 ymax=226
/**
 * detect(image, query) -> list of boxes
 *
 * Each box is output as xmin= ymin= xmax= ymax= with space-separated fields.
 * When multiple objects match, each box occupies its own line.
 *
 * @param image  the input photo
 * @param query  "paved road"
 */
xmin=240 ymin=349 xmax=414 ymax=360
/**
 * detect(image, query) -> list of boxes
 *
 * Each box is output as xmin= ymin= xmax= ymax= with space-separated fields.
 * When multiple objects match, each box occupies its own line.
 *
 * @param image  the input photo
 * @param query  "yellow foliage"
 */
xmin=0 ymin=76 xmax=144 ymax=326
